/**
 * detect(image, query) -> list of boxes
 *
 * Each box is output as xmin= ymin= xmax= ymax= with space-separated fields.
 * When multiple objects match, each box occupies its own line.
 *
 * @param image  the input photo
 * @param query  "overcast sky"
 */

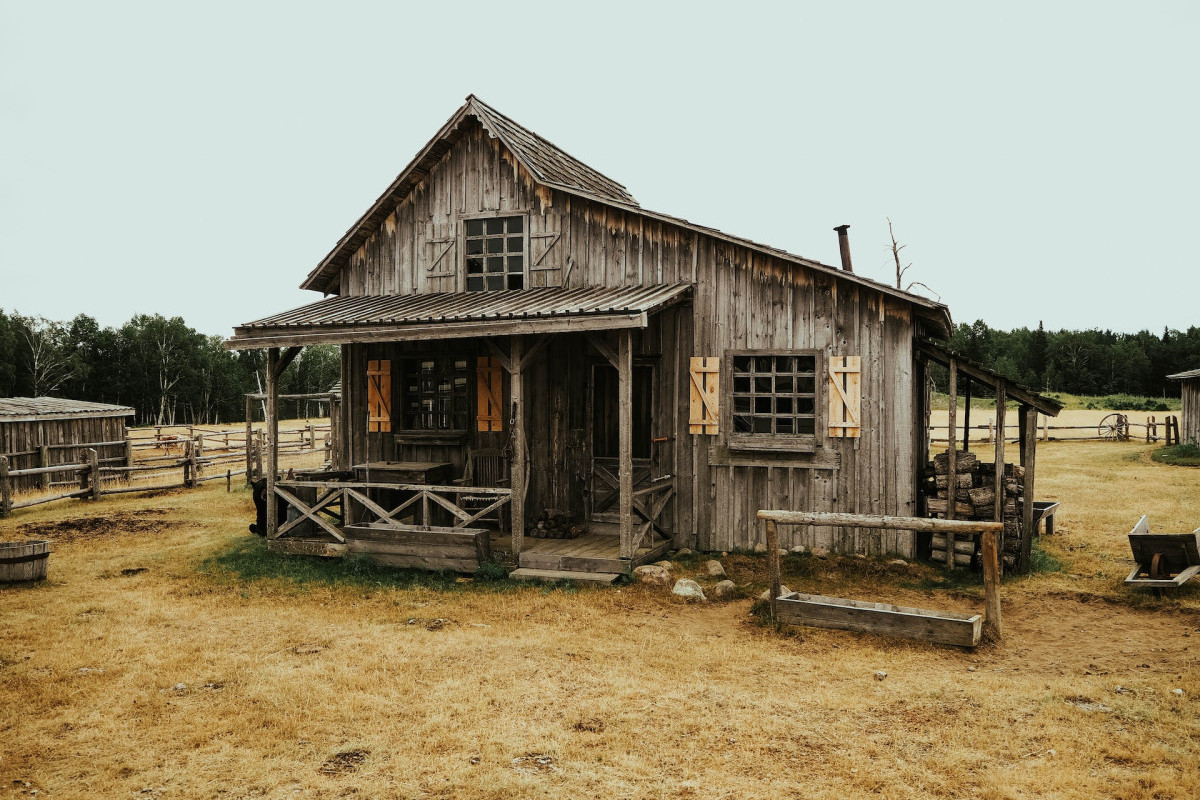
xmin=2 ymin=2 xmax=1197 ymax=338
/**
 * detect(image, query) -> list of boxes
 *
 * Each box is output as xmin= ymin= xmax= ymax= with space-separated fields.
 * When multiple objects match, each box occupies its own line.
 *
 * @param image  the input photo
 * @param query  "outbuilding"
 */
xmin=1167 ymin=369 xmax=1200 ymax=445
xmin=0 ymin=397 xmax=134 ymax=492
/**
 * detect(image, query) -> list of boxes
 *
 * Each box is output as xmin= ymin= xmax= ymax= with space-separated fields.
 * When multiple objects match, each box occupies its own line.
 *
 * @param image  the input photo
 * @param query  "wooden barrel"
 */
xmin=0 ymin=540 xmax=50 ymax=583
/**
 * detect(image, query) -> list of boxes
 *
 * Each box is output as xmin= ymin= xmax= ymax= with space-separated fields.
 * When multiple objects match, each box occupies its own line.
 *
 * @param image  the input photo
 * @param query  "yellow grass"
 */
xmin=1 ymin=440 xmax=1198 ymax=798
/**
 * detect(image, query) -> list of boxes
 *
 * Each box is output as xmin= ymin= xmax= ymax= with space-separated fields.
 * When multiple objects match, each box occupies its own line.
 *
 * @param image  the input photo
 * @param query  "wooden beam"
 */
xmin=915 ymin=341 xmax=1061 ymax=417
xmin=266 ymin=347 xmax=280 ymax=537
xmin=618 ymin=329 xmax=634 ymax=559
xmin=963 ymin=380 xmax=972 ymax=454
xmin=272 ymin=346 xmax=302 ymax=379
xmin=766 ymin=519 xmax=781 ymax=620
xmin=993 ymin=380 xmax=1006 ymax=523
xmin=1020 ymin=405 xmax=1037 ymax=573
xmin=510 ymin=336 xmax=526 ymax=555
xmin=481 ymin=338 xmax=513 ymax=373
xmin=946 ymin=359 xmax=958 ymax=522
xmin=244 ymin=394 xmax=253 ymax=486
xmin=520 ymin=333 xmax=554 ymax=371
xmin=584 ymin=331 xmax=620 ymax=369
xmin=757 ymin=510 xmax=1002 ymax=534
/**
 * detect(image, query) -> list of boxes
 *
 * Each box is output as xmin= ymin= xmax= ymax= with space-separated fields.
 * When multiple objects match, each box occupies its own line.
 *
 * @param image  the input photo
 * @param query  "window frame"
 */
xmin=461 ymin=211 xmax=529 ymax=292
xmin=396 ymin=352 xmax=474 ymax=439
xmin=724 ymin=348 xmax=823 ymax=453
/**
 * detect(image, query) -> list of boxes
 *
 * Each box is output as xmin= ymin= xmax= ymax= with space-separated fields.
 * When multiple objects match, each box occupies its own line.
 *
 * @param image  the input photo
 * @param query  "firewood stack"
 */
xmin=530 ymin=508 xmax=587 ymax=539
xmin=924 ymin=450 xmax=1024 ymax=570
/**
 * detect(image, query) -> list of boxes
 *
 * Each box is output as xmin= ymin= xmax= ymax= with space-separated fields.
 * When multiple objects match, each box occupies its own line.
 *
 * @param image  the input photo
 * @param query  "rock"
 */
xmin=675 ymin=548 xmax=693 ymax=557
xmin=712 ymin=580 xmax=737 ymax=599
xmin=888 ymin=559 xmax=908 ymax=567
xmin=1172 ymin=688 xmax=1185 ymax=697
xmin=704 ymin=559 xmax=726 ymax=577
xmin=672 ymin=579 xmax=706 ymax=601
xmin=752 ymin=542 xmax=768 ymax=554
xmin=789 ymin=545 xmax=807 ymax=554
xmin=653 ymin=560 xmax=676 ymax=571
xmin=967 ymin=666 xmax=977 ymax=672
xmin=778 ymin=549 xmax=788 ymax=557
xmin=810 ymin=547 xmax=830 ymax=559
xmin=874 ymin=671 xmax=888 ymax=681
xmin=853 ymin=553 xmax=866 ymax=560
xmin=758 ymin=584 xmax=792 ymax=601
xmin=633 ymin=565 xmax=673 ymax=588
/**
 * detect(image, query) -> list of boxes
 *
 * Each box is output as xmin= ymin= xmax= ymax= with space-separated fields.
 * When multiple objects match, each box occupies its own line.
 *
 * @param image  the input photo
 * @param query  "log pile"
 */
xmin=530 ymin=508 xmax=587 ymax=539
xmin=924 ymin=450 xmax=1024 ymax=570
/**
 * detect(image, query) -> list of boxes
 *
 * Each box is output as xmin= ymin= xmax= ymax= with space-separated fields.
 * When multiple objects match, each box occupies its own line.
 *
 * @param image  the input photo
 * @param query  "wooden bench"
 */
xmin=1124 ymin=515 xmax=1200 ymax=589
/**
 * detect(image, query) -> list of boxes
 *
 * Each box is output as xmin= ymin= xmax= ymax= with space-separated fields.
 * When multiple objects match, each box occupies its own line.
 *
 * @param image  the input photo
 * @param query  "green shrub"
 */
xmin=1151 ymin=444 xmax=1200 ymax=467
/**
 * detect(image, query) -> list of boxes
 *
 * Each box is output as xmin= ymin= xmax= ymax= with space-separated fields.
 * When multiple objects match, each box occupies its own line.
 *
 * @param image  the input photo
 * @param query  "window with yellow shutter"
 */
xmin=367 ymin=360 xmax=392 ymax=433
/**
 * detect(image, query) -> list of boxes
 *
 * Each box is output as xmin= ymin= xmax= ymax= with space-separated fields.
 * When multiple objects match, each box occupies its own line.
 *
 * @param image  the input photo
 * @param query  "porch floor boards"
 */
xmin=518 ymin=530 xmax=670 ymax=576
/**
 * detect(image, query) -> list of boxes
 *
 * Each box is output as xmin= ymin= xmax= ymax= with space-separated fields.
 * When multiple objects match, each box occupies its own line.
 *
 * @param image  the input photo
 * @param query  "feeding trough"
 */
xmin=0 ymin=540 xmax=50 ymax=583
xmin=775 ymin=591 xmax=983 ymax=648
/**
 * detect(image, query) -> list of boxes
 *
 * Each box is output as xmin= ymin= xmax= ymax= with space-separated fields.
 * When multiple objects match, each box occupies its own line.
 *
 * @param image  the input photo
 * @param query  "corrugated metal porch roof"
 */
xmin=228 ymin=284 xmax=692 ymax=349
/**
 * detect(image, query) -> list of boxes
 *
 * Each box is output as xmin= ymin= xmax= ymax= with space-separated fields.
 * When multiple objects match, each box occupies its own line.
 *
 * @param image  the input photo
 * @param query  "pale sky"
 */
xmin=2 ymin=2 xmax=1197 ymax=338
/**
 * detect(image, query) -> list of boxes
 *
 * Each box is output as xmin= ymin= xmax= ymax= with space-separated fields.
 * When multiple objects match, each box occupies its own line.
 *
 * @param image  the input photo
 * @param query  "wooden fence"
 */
xmin=930 ymin=414 xmax=1182 ymax=445
xmin=0 ymin=422 xmax=332 ymax=518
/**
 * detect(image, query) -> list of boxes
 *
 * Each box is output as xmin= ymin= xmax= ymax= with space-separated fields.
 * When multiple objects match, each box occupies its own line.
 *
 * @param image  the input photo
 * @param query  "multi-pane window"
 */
xmin=402 ymin=357 xmax=471 ymax=431
xmin=465 ymin=216 xmax=525 ymax=291
xmin=731 ymin=354 xmax=817 ymax=435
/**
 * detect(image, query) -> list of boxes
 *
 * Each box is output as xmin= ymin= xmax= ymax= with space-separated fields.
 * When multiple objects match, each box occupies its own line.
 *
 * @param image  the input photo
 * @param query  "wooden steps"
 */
xmin=509 ymin=568 xmax=621 ymax=584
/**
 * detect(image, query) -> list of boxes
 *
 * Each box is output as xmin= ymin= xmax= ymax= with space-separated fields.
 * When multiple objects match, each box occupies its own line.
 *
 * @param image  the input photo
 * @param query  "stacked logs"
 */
xmin=924 ymin=450 xmax=1024 ymax=570
xmin=530 ymin=508 xmax=587 ymax=539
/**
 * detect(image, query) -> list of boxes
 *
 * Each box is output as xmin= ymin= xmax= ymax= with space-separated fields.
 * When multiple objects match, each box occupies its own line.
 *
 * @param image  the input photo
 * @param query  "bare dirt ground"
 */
xmin=1 ymin=439 xmax=1197 ymax=799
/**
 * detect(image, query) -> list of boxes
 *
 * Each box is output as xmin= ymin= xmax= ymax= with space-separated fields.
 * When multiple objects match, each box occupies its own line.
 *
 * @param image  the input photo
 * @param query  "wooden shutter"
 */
xmin=367 ymin=359 xmax=391 ymax=433
xmin=476 ymin=356 xmax=503 ymax=432
xmin=689 ymin=357 xmax=720 ymax=435
xmin=827 ymin=355 xmax=861 ymax=438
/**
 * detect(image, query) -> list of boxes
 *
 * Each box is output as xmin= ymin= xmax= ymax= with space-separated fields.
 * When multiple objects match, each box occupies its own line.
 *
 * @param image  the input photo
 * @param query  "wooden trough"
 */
xmin=1124 ymin=515 xmax=1200 ymax=589
xmin=776 ymin=592 xmax=983 ymax=648
xmin=343 ymin=522 xmax=490 ymax=574
xmin=0 ymin=540 xmax=49 ymax=583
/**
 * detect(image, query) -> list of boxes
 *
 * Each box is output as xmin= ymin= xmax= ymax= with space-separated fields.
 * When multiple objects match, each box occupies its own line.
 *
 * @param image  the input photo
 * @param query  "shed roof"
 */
xmin=915 ymin=341 xmax=1064 ymax=417
xmin=297 ymin=96 xmax=953 ymax=335
xmin=1167 ymin=368 xmax=1200 ymax=380
xmin=0 ymin=397 xmax=135 ymax=423
xmin=228 ymin=284 xmax=692 ymax=349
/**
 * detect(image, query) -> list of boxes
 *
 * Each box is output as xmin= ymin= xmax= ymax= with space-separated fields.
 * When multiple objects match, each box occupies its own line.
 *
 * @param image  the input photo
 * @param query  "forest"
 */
xmin=0 ymin=310 xmax=1196 ymax=425
xmin=0 ymin=310 xmax=339 ymax=426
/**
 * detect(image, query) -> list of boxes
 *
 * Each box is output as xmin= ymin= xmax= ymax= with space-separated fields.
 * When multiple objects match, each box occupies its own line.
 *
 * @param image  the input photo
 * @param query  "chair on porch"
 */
xmin=454 ymin=448 xmax=509 ymax=532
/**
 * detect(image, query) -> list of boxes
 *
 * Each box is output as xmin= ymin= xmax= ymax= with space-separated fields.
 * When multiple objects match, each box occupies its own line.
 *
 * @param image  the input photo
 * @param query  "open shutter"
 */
xmin=689 ymin=357 xmax=720 ymax=435
xmin=827 ymin=355 xmax=861 ymax=438
xmin=367 ymin=359 xmax=392 ymax=433
xmin=476 ymin=356 xmax=503 ymax=432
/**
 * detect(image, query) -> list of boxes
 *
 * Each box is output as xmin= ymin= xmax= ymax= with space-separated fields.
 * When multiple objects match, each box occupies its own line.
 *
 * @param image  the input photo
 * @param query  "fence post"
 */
xmin=766 ymin=519 xmax=781 ymax=620
xmin=124 ymin=438 xmax=134 ymax=481
xmin=1041 ymin=415 xmax=1048 ymax=442
xmin=245 ymin=395 xmax=254 ymax=486
xmin=0 ymin=455 xmax=11 ymax=518
xmin=88 ymin=449 xmax=101 ymax=501
xmin=307 ymin=423 xmax=315 ymax=451
xmin=184 ymin=440 xmax=198 ymax=488
xmin=254 ymin=435 xmax=263 ymax=480
xmin=196 ymin=432 xmax=205 ymax=459
xmin=981 ymin=528 xmax=1003 ymax=641
xmin=38 ymin=444 xmax=50 ymax=490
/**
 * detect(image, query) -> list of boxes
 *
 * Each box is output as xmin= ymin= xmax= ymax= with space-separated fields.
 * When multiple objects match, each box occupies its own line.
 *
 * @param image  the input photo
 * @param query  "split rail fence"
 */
xmin=930 ymin=414 xmax=1182 ymax=445
xmin=0 ymin=422 xmax=331 ymax=518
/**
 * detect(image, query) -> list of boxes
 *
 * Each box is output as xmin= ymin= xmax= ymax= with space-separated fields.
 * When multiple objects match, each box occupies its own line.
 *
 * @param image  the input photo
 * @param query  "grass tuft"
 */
xmin=1151 ymin=444 xmax=1200 ymax=467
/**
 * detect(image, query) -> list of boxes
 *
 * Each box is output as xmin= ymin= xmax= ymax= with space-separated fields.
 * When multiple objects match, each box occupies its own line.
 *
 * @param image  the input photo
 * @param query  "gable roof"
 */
xmin=299 ymin=96 xmax=952 ymax=336
xmin=0 ymin=397 xmax=135 ymax=422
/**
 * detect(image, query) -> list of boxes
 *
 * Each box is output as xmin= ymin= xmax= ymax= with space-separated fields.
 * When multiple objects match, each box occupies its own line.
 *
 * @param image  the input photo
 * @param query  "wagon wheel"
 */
xmin=1098 ymin=413 xmax=1126 ymax=440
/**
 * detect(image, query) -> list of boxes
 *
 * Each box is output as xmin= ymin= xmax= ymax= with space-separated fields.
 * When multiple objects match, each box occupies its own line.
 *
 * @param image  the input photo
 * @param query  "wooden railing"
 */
xmin=272 ymin=480 xmax=512 ymax=541
xmin=630 ymin=478 xmax=675 ymax=555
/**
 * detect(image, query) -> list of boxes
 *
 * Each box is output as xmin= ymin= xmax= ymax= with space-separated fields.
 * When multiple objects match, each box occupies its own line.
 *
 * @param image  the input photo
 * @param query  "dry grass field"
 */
xmin=2 ymin=431 xmax=1198 ymax=798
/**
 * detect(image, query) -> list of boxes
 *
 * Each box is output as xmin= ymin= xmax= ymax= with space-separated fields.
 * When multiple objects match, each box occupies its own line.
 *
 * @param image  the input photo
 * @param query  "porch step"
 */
xmin=509 ymin=568 xmax=621 ymax=584
xmin=590 ymin=512 xmax=622 ymax=524
xmin=586 ymin=521 xmax=620 ymax=536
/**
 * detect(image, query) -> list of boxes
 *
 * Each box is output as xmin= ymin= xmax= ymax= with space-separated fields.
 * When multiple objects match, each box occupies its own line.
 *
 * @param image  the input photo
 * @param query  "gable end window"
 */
xmin=728 ymin=351 xmax=819 ymax=451
xmin=465 ymin=216 xmax=525 ymax=291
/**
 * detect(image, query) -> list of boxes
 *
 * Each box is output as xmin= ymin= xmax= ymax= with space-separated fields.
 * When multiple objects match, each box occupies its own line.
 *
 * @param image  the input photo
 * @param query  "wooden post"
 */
xmin=0 ymin=456 xmax=11 ymax=518
xmin=226 ymin=470 xmax=231 ymax=492
xmin=88 ymin=449 xmax=101 ymax=501
xmin=962 ymin=380 xmax=972 ymax=453
xmin=993 ymin=381 xmax=1006 ymax=523
xmin=946 ymin=359 xmax=958 ymax=522
xmin=1041 ymin=414 xmax=1048 ymax=442
xmin=189 ymin=439 xmax=200 ymax=487
xmin=37 ymin=445 xmax=50 ymax=490
xmin=244 ymin=394 xmax=254 ymax=486
xmin=766 ymin=519 xmax=781 ymax=620
xmin=266 ymin=347 xmax=280 ymax=538
xmin=510 ymin=336 xmax=526 ymax=556
xmin=618 ymin=329 xmax=634 ymax=560
xmin=981 ymin=527 xmax=1003 ymax=641
xmin=124 ymin=438 xmax=134 ymax=481
xmin=307 ymin=423 xmax=315 ymax=451
xmin=988 ymin=419 xmax=994 ymax=444
xmin=1020 ymin=406 xmax=1037 ymax=572
xmin=196 ymin=432 xmax=205 ymax=459
xmin=1147 ymin=416 xmax=1154 ymax=443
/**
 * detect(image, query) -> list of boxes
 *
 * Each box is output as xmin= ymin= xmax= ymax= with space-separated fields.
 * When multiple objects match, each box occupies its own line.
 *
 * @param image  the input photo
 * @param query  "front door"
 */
xmin=590 ymin=363 xmax=653 ymax=516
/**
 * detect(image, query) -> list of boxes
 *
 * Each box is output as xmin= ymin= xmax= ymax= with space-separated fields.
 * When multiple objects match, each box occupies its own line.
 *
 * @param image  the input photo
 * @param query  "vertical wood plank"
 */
xmin=244 ymin=394 xmax=253 ymax=485
xmin=619 ymin=329 xmax=634 ymax=559
xmin=266 ymin=347 xmax=280 ymax=538
xmin=946 ymin=359 xmax=958 ymax=522
xmin=993 ymin=381 xmax=1007 ymax=523
xmin=767 ymin=518 xmax=780 ymax=619
xmin=1020 ymin=405 xmax=1037 ymax=573
xmin=510 ymin=336 xmax=526 ymax=556
xmin=0 ymin=455 xmax=11 ymax=517
xmin=982 ymin=527 xmax=1003 ymax=640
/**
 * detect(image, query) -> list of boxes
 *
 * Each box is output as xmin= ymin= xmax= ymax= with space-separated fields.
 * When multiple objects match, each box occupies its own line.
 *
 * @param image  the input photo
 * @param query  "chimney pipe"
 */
xmin=833 ymin=224 xmax=853 ymax=273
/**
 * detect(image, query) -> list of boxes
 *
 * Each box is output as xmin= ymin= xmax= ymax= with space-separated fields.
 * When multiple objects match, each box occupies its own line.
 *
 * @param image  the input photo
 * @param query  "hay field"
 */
xmin=1 ymin=441 xmax=1198 ymax=799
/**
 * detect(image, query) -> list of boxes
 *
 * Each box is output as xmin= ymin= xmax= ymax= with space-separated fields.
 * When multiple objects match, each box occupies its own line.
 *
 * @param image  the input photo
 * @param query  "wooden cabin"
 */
xmin=1168 ymin=369 xmax=1199 ymax=445
xmin=228 ymin=95 xmax=1058 ymax=579
xmin=0 ymin=397 xmax=134 ymax=493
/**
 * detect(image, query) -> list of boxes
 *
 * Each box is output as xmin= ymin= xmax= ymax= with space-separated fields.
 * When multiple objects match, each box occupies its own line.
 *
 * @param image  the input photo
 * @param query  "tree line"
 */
xmin=942 ymin=321 xmax=1200 ymax=399
xmin=0 ymin=310 xmax=340 ymax=426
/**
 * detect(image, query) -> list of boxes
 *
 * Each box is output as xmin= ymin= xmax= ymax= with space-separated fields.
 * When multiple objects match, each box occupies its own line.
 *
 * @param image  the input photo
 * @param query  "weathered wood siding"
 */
xmin=1182 ymin=379 xmax=1199 ymax=446
xmin=0 ymin=416 xmax=128 ymax=492
xmin=337 ymin=123 xmax=921 ymax=556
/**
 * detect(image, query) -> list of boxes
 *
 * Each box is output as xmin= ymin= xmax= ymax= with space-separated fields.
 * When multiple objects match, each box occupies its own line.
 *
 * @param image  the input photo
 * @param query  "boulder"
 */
xmin=675 ymin=548 xmax=694 ymax=557
xmin=758 ymin=584 xmax=792 ymax=601
xmin=752 ymin=542 xmax=768 ymax=554
xmin=654 ymin=560 xmax=677 ymax=571
xmin=887 ymin=559 xmax=908 ymax=567
xmin=704 ymin=559 xmax=726 ymax=577
xmin=672 ymin=579 xmax=707 ymax=601
xmin=633 ymin=565 xmax=672 ymax=588
xmin=711 ymin=579 xmax=737 ymax=599
xmin=789 ymin=545 xmax=807 ymax=555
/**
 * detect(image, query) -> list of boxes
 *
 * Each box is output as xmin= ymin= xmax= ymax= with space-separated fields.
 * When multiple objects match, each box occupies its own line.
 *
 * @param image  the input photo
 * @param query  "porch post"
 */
xmin=510 ymin=335 xmax=526 ymax=556
xmin=618 ymin=329 xmax=634 ymax=559
xmin=1019 ymin=404 xmax=1037 ymax=573
xmin=266 ymin=347 xmax=280 ymax=538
